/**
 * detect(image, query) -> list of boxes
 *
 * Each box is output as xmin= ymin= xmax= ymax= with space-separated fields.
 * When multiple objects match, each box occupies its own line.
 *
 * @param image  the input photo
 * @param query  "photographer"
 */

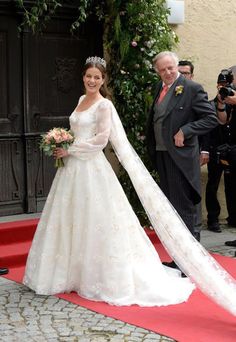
xmin=205 ymin=68 xmax=236 ymax=233
xmin=228 ymin=65 xmax=236 ymax=90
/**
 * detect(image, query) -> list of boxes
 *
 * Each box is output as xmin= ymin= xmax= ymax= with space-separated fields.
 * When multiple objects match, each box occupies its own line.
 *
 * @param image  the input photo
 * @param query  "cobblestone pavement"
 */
xmin=0 ymin=224 xmax=236 ymax=342
xmin=0 ymin=278 xmax=174 ymax=342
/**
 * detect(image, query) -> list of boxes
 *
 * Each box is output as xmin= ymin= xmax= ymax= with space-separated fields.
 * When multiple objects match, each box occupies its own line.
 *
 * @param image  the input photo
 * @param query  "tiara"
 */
xmin=85 ymin=56 xmax=106 ymax=68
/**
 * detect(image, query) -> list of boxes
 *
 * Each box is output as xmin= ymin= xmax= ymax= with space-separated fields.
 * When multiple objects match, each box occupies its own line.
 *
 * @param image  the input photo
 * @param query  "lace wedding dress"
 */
xmin=23 ymin=97 xmax=236 ymax=315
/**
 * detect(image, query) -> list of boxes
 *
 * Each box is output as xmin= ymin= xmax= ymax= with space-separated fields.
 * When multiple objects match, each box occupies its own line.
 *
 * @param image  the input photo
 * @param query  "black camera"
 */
xmin=216 ymin=143 xmax=236 ymax=170
xmin=219 ymin=86 xmax=235 ymax=100
xmin=217 ymin=69 xmax=234 ymax=100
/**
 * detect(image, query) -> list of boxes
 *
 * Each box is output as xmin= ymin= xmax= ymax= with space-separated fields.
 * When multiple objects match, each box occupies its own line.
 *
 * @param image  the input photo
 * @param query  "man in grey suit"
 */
xmin=146 ymin=51 xmax=218 ymax=271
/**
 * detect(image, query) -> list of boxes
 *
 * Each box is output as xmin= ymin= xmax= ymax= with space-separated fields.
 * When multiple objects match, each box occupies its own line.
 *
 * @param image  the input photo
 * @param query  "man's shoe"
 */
xmin=225 ymin=240 xmax=236 ymax=247
xmin=227 ymin=222 xmax=236 ymax=228
xmin=162 ymin=261 xmax=178 ymax=269
xmin=0 ymin=268 xmax=9 ymax=276
xmin=207 ymin=223 xmax=222 ymax=233
xmin=162 ymin=261 xmax=187 ymax=277
xmin=226 ymin=217 xmax=236 ymax=227
xmin=194 ymin=232 xmax=201 ymax=242
xmin=227 ymin=223 xmax=236 ymax=228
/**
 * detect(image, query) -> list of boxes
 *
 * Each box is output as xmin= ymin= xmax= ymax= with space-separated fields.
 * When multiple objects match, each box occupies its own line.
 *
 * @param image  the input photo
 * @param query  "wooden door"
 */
xmin=0 ymin=12 xmax=25 ymax=216
xmin=0 ymin=3 xmax=103 ymax=216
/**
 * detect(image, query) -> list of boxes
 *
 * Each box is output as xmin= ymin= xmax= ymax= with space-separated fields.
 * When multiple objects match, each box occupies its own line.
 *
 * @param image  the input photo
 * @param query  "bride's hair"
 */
xmin=82 ymin=60 xmax=109 ymax=98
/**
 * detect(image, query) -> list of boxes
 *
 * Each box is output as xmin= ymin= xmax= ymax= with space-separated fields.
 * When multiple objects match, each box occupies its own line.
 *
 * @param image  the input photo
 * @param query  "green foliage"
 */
xmin=71 ymin=0 xmax=91 ymax=32
xmin=17 ymin=0 xmax=178 ymax=224
xmin=17 ymin=0 xmax=62 ymax=33
xmin=105 ymin=0 xmax=177 ymax=224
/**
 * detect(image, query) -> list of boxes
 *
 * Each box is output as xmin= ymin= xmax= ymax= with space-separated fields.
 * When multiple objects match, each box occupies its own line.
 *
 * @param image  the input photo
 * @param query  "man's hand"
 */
xmin=174 ymin=129 xmax=185 ymax=147
xmin=200 ymin=152 xmax=209 ymax=166
xmin=224 ymin=90 xmax=236 ymax=105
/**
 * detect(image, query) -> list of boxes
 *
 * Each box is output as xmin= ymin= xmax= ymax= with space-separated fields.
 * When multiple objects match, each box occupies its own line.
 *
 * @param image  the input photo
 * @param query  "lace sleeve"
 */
xmin=68 ymin=100 xmax=112 ymax=158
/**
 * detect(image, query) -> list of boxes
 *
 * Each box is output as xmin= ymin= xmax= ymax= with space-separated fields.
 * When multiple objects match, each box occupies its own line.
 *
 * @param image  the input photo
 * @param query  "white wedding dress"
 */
xmin=23 ymin=97 xmax=236 ymax=315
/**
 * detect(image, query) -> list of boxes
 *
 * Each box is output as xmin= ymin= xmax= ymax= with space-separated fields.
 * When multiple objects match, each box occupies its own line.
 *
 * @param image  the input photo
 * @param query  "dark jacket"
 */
xmin=146 ymin=74 xmax=218 ymax=203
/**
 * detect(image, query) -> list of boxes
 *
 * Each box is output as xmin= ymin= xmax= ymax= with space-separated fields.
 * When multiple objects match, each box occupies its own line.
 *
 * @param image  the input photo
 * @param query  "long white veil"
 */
xmin=109 ymin=102 xmax=236 ymax=316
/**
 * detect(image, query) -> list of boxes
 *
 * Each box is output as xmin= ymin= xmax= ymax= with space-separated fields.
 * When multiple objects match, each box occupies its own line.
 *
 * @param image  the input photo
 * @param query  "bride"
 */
xmin=23 ymin=57 xmax=236 ymax=315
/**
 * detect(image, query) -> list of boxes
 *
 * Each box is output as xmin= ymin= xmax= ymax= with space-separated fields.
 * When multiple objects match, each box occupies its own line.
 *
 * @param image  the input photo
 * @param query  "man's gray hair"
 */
xmin=153 ymin=51 xmax=179 ymax=71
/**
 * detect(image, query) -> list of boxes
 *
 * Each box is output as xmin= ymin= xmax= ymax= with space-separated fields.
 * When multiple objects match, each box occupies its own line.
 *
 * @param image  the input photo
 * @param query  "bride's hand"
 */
xmin=53 ymin=147 xmax=68 ymax=159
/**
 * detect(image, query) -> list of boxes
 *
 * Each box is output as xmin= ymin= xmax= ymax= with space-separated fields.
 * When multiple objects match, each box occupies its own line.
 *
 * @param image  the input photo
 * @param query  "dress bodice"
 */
xmin=67 ymin=97 xmax=112 ymax=159
xmin=69 ymin=104 xmax=98 ymax=140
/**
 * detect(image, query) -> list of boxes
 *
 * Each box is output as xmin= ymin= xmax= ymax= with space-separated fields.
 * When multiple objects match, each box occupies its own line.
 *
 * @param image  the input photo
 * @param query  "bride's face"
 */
xmin=83 ymin=67 xmax=104 ymax=95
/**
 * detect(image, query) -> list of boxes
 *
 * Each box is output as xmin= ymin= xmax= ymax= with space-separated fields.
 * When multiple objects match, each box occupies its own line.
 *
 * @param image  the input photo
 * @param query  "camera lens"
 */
xmin=219 ymin=86 xmax=234 ymax=100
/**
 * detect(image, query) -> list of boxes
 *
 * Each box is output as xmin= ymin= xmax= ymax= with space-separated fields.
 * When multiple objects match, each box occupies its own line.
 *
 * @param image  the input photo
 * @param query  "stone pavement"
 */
xmin=0 ymin=217 xmax=236 ymax=342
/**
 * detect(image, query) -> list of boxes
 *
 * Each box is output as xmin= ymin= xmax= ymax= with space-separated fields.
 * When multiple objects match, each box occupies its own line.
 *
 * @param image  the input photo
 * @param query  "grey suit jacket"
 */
xmin=146 ymin=74 xmax=218 ymax=203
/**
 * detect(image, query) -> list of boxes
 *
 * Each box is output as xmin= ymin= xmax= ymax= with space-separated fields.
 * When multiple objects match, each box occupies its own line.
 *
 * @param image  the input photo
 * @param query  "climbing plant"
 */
xmin=103 ymin=1 xmax=178 ymax=223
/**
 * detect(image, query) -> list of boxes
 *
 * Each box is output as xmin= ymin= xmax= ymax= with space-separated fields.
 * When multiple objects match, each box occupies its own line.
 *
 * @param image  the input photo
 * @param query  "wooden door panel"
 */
xmin=0 ymin=138 xmax=25 ymax=215
xmin=0 ymin=14 xmax=24 ymax=216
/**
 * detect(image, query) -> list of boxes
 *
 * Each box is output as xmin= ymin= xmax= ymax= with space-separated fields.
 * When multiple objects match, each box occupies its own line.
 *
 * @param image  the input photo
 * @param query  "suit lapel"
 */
xmin=164 ymin=75 xmax=185 ymax=118
xmin=148 ymin=83 xmax=162 ymax=126
xmin=152 ymin=83 xmax=162 ymax=108
xmin=150 ymin=75 xmax=186 ymax=124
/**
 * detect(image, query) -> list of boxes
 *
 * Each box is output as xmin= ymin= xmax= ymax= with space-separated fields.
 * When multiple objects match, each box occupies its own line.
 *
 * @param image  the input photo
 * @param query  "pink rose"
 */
xmin=131 ymin=41 xmax=137 ymax=47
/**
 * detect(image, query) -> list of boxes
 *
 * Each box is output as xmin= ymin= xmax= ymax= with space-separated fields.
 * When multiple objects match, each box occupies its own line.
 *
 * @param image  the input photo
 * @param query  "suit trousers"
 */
xmin=156 ymin=151 xmax=199 ymax=238
xmin=205 ymin=158 xmax=236 ymax=225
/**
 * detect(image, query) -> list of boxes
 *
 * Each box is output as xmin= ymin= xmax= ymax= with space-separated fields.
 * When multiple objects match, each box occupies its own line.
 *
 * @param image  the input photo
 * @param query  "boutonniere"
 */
xmin=175 ymin=85 xmax=184 ymax=96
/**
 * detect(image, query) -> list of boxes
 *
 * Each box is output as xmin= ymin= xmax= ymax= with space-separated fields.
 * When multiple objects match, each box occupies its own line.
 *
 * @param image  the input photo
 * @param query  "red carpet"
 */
xmin=1 ymin=219 xmax=236 ymax=342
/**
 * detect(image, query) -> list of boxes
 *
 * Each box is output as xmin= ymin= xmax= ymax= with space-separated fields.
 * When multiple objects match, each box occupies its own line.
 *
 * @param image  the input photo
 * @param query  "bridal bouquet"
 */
xmin=40 ymin=127 xmax=74 ymax=167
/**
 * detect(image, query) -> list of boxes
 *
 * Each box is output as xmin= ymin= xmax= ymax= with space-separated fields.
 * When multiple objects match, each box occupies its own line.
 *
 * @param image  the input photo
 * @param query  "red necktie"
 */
xmin=157 ymin=84 xmax=169 ymax=104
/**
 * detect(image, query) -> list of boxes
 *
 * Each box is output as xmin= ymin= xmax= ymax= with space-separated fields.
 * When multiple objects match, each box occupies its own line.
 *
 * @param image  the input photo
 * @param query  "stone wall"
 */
xmin=172 ymin=0 xmax=236 ymax=99
xmin=170 ymin=0 xmax=234 ymax=223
